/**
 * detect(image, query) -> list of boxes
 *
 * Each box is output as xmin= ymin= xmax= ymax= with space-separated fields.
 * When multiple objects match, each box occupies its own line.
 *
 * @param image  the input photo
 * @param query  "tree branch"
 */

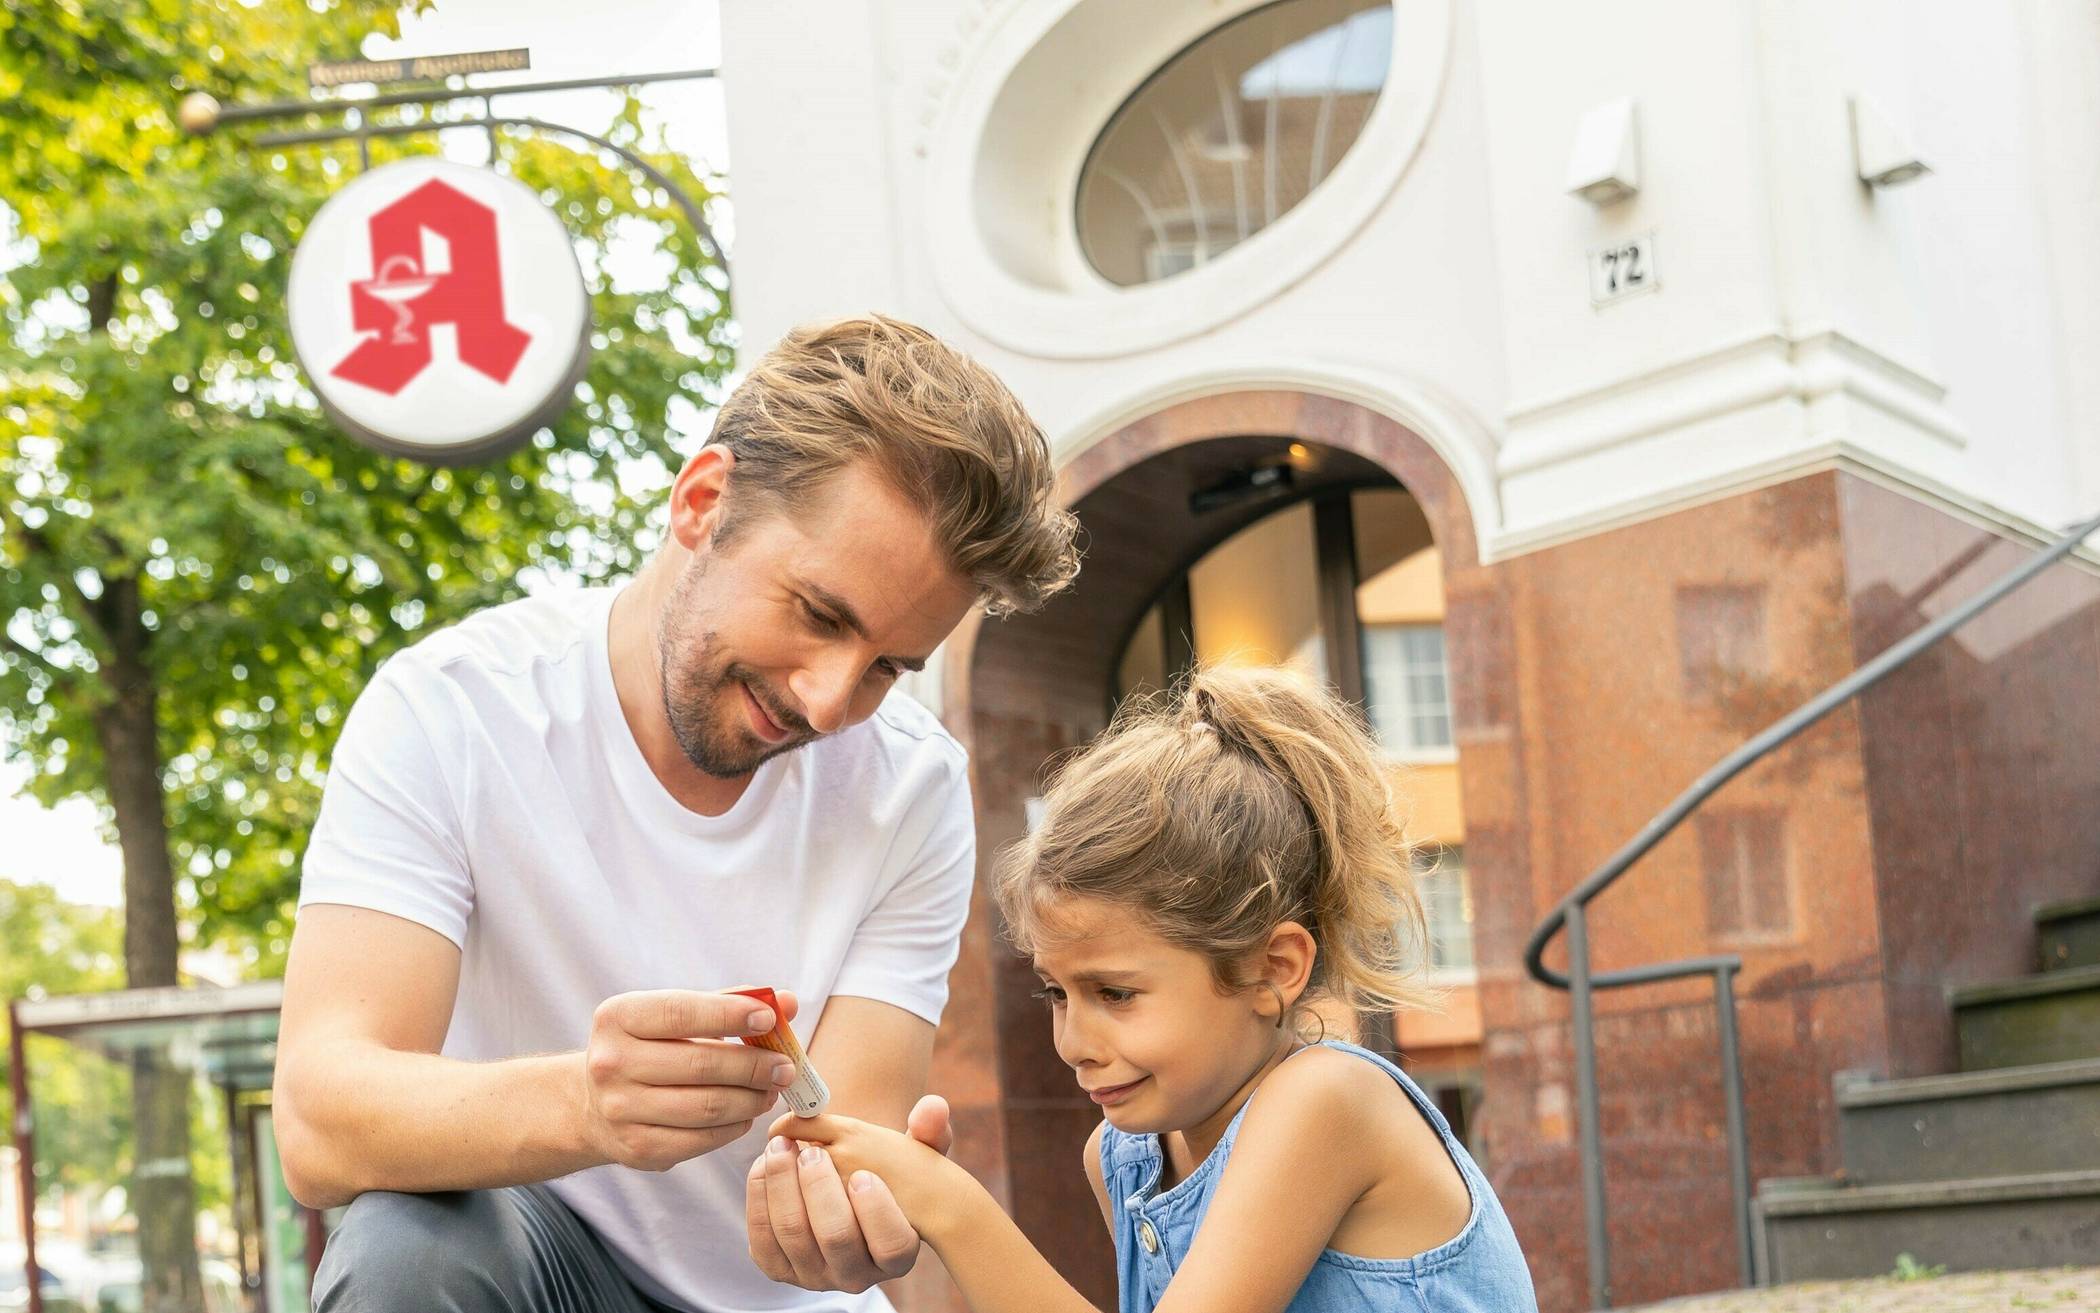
xmin=86 ymin=276 xmax=117 ymax=331
xmin=10 ymin=519 xmax=130 ymax=652
xmin=86 ymin=527 xmax=147 ymax=653
xmin=99 ymin=571 xmax=150 ymax=672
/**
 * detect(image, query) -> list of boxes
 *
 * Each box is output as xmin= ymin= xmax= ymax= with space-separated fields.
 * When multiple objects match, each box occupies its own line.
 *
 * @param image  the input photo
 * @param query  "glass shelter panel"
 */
xmin=11 ymin=987 xmax=306 ymax=1313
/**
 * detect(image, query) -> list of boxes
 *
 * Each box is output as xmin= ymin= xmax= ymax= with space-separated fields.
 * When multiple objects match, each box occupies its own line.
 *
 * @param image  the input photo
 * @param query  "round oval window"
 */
xmin=1075 ymin=0 xmax=1395 ymax=288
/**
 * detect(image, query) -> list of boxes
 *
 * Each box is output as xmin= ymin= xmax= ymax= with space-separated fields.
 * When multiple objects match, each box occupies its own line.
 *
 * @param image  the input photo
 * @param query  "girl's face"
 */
xmin=1030 ymin=895 xmax=1288 ymax=1136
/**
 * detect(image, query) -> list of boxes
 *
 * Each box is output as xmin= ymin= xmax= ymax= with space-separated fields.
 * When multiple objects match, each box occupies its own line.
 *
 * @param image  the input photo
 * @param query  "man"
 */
xmin=278 ymin=314 xmax=1079 ymax=1311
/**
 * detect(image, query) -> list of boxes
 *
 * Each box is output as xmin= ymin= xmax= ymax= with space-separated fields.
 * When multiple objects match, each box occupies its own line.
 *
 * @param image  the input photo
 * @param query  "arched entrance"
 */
xmin=931 ymin=390 xmax=1508 ymax=1304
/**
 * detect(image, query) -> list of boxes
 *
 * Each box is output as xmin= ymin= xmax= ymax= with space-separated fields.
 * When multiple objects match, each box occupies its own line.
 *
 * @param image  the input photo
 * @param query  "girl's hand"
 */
xmin=767 ymin=1106 xmax=971 ymax=1237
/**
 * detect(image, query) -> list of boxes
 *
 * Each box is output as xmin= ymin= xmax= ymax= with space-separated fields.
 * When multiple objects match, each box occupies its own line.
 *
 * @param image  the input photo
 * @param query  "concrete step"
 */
xmin=1950 ymin=964 xmax=2100 ymax=1071
xmin=2039 ymin=894 xmax=2100 ymax=973
xmin=1755 ymin=1168 xmax=2100 ymax=1283
xmin=1619 ymin=1266 xmax=2100 ymax=1313
xmin=1835 ymin=1058 xmax=2100 ymax=1184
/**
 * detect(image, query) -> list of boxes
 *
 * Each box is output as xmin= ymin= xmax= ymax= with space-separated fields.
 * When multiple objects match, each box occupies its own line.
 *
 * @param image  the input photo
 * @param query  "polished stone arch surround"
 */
xmin=917 ymin=389 xmax=1498 ymax=1308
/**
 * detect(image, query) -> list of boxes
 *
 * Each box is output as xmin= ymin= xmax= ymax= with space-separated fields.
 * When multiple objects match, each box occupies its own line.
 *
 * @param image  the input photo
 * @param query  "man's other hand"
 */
xmin=745 ymin=1094 xmax=954 ymax=1292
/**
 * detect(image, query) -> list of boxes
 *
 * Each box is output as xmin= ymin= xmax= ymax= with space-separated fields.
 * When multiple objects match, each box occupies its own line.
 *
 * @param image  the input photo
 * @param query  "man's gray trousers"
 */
xmin=314 ymin=1183 xmax=686 ymax=1312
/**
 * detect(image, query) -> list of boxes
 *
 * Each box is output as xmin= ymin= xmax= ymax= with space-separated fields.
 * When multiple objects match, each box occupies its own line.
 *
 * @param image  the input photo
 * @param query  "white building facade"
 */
xmin=721 ymin=0 xmax=2100 ymax=567
xmin=717 ymin=4 xmax=2100 ymax=1309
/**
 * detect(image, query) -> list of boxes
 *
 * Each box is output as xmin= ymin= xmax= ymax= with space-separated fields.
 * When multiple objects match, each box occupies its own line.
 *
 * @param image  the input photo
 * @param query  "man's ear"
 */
xmin=1256 ymin=921 xmax=1318 ymax=1019
xmin=668 ymin=445 xmax=736 ymax=553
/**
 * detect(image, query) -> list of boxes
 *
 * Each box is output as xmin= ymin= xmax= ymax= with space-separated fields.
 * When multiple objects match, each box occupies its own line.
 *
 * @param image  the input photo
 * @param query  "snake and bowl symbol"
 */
xmin=355 ymin=254 xmax=440 ymax=345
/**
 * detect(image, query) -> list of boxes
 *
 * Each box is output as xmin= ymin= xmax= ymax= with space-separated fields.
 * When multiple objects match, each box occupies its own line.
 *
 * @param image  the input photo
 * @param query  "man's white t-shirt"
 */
xmin=297 ymin=586 xmax=975 ymax=1313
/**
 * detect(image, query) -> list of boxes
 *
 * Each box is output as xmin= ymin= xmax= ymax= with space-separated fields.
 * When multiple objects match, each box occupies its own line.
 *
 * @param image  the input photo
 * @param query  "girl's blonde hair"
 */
xmin=995 ymin=664 xmax=1436 ymax=1021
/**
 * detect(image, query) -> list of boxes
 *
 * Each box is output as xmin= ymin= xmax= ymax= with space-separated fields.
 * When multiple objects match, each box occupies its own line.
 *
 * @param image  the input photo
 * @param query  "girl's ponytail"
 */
xmin=1180 ymin=668 xmax=1432 ymax=1016
xmin=997 ymin=662 xmax=1435 ymax=1024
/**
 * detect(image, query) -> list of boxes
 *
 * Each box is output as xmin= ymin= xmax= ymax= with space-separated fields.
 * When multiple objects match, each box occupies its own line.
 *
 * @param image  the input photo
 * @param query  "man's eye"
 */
xmin=802 ymin=603 xmax=841 ymax=633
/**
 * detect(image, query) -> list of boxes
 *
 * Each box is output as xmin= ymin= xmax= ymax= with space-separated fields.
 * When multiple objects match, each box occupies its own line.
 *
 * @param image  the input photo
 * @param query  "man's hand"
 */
xmin=763 ymin=1105 xmax=973 ymax=1240
xmin=746 ymin=1094 xmax=954 ymax=1292
xmin=579 ymin=989 xmax=802 ymax=1173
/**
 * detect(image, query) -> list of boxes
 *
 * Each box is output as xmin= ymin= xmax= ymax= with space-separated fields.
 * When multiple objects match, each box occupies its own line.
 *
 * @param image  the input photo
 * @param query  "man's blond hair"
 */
xmin=709 ymin=314 xmax=1079 ymax=617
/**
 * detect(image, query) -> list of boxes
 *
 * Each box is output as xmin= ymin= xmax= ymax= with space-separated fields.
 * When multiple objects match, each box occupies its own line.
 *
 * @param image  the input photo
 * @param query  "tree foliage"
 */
xmin=1 ymin=880 xmax=237 ymax=1236
xmin=1 ymin=878 xmax=128 ymax=1194
xmin=1 ymin=0 xmax=732 ymax=977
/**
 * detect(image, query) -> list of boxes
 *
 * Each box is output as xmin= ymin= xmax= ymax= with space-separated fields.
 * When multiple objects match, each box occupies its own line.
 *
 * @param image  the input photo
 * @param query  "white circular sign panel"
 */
xmin=288 ymin=157 xmax=591 ymax=464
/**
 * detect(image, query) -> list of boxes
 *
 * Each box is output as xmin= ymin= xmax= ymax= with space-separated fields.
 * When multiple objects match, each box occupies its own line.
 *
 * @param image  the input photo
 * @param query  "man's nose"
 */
xmin=788 ymin=653 xmax=861 ymax=734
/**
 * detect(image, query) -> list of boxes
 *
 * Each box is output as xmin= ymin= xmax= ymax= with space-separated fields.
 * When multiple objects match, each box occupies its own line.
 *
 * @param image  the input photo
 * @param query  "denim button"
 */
xmin=1138 ymin=1218 xmax=1160 ymax=1254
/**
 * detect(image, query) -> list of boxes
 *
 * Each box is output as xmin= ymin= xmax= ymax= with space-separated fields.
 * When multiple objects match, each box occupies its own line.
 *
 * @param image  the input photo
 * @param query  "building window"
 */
xmin=1675 ymin=584 xmax=1768 ymax=702
xmin=1416 ymin=845 xmax=1475 ymax=975
xmin=1143 ymin=238 xmax=1209 ymax=283
xmin=1074 ymin=0 xmax=1394 ymax=287
xmin=1392 ymin=1069 xmax=1483 ymax=1162
xmin=1362 ymin=622 xmax=1452 ymax=755
xmin=1697 ymin=810 xmax=1792 ymax=939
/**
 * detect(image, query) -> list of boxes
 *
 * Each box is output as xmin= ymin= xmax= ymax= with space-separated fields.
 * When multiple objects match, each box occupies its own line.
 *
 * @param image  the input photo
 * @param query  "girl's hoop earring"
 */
xmin=1294 ymin=1007 xmax=1328 ymax=1046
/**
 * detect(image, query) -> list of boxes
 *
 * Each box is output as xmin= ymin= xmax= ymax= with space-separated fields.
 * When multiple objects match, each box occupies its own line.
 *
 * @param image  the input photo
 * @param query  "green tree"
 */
xmin=1 ymin=879 xmax=129 ymax=1196
xmin=2 ymin=880 xmax=237 ymax=1267
xmin=0 ymin=4 xmax=732 ymax=1308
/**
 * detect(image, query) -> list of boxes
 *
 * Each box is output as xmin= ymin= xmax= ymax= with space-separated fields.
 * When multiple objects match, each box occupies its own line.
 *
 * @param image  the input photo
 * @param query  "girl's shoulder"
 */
xmin=1201 ymin=1037 xmax=1478 ymax=1268
xmin=1242 ymin=1044 xmax=1476 ymax=1262
xmin=1251 ymin=1042 xmax=1414 ymax=1132
xmin=1246 ymin=1045 xmax=1472 ymax=1228
xmin=1227 ymin=1042 xmax=1414 ymax=1182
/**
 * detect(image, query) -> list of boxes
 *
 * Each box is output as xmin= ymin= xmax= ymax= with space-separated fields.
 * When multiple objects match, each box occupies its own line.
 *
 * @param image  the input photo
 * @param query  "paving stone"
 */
xmin=1616 ymin=1265 xmax=2100 ymax=1313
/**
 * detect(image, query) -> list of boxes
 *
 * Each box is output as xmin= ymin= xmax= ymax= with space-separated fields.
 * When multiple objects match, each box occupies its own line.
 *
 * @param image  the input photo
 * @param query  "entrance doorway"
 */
xmin=1110 ymin=477 xmax=1483 ymax=1152
xmin=936 ymin=390 xmax=1494 ymax=1304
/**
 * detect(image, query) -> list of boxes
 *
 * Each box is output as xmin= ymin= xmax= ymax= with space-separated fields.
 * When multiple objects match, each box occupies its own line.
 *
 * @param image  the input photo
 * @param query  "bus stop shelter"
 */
xmin=7 ymin=980 xmax=322 ymax=1313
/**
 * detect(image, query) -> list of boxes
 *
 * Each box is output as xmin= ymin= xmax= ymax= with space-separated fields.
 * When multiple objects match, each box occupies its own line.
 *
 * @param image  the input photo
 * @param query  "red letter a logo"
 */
xmin=330 ymin=179 xmax=534 ymax=396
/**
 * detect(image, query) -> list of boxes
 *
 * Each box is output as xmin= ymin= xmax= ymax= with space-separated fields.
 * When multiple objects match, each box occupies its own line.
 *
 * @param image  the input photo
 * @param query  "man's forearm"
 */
xmin=277 ymin=1040 xmax=598 ymax=1207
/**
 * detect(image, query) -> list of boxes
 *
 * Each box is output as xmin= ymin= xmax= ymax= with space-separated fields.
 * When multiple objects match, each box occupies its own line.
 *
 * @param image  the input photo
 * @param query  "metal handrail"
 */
xmin=1523 ymin=506 xmax=2100 ymax=1309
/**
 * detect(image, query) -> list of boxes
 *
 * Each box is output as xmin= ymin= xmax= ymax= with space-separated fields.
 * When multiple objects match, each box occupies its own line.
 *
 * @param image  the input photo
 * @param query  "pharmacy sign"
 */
xmin=287 ymin=157 xmax=590 ymax=463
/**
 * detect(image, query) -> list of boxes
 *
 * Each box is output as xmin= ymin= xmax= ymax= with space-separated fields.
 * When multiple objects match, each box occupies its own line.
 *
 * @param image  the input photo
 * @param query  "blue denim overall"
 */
xmin=1100 ymin=1039 xmax=1539 ymax=1313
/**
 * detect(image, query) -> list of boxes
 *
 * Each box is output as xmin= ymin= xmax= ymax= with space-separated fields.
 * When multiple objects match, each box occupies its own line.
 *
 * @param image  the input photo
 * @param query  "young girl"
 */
xmin=773 ymin=666 xmax=1538 ymax=1313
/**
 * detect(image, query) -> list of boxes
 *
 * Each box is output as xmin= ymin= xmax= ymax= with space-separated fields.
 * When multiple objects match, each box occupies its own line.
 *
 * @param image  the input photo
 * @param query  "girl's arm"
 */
xmin=772 ymin=1110 xmax=1108 ymax=1313
xmin=922 ymin=1186 xmax=1110 ymax=1313
xmin=929 ymin=1120 xmax=1123 ymax=1312
xmin=1083 ymin=1120 xmax=1114 ymax=1231
xmin=1146 ymin=1048 xmax=1391 ymax=1313
xmin=775 ymin=1047 xmax=1392 ymax=1313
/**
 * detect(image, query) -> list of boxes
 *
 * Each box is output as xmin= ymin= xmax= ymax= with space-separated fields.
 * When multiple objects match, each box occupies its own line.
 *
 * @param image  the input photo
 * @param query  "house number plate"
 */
xmin=1588 ymin=231 xmax=1659 ymax=306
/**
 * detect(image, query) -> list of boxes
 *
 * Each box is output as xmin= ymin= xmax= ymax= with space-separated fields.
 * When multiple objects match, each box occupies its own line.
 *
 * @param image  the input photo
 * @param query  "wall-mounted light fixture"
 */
xmin=1851 ymin=93 xmax=1931 ymax=188
xmin=1566 ymin=97 xmax=1641 ymax=206
xmin=1188 ymin=462 xmax=1295 ymax=516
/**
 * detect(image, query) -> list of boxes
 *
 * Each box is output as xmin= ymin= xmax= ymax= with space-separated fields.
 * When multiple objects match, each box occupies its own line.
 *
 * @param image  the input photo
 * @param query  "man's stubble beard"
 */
xmin=657 ymin=556 xmax=816 ymax=779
